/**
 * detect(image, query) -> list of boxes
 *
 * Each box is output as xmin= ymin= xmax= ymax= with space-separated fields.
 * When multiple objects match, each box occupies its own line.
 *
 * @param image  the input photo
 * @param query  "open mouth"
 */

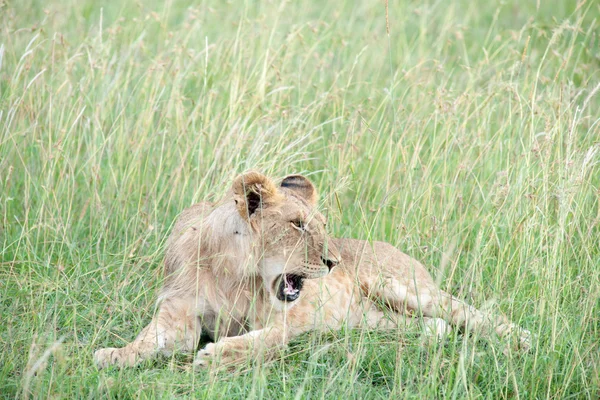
xmin=275 ymin=274 xmax=305 ymax=302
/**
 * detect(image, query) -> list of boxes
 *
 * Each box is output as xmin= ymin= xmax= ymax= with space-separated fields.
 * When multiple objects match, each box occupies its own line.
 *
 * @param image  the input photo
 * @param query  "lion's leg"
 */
xmin=94 ymin=297 xmax=201 ymax=368
xmin=358 ymin=303 xmax=452 ymax=338
xmin=361 ymin=275 xmax=530 ymax=350
xmin=193 ymin=325 xmax=296 ymax=367
xmin=426 ymin=291 xmax=531 ymax=350
xmin=193 ymin=299 xmax=323 ymax=368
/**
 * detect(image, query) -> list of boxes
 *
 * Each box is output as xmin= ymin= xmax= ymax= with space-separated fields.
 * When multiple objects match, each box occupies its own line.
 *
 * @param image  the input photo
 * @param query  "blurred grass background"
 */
xmin=1 ymin=0 xmax=599 ymax=398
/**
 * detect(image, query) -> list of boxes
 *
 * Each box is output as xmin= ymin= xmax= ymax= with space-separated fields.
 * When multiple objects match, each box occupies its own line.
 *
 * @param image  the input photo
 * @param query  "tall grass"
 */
xmin=1 ymin=0 xmax=599 ymax=398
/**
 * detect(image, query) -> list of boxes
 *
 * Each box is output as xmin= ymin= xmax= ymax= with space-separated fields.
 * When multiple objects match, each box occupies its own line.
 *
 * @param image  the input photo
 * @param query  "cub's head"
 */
xmin=232 ymin=171 xmax=341 ymax=308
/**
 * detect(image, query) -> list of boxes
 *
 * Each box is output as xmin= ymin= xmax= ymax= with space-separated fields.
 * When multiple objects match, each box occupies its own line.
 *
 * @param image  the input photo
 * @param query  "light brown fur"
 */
xmin=94 ymin=172 xmax=530 ymax=369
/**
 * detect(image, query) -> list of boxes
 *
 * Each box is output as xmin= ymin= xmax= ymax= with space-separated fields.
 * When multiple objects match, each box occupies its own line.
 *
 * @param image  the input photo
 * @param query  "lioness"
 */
xmin=94 ymin=172 xmax=530 ymax=368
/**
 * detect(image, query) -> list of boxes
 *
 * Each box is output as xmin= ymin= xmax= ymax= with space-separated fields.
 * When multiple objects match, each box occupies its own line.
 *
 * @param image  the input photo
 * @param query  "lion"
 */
xmin=94 ymin=172 xmax=531 ymax=368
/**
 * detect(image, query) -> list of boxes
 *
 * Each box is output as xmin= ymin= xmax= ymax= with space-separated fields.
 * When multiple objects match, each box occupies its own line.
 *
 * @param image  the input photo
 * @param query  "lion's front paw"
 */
xmin=193 ymin=340 xmax=250 ymax=368
xmin=193 ymin=342 xmax=216 ymax=367
xmin=94 ymin=347 xmax=137 ymax=369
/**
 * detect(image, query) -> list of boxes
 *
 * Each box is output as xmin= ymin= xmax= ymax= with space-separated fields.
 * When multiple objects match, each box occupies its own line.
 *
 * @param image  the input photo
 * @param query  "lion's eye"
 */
xmin=291 ymin=219 xmax=305 ymax=230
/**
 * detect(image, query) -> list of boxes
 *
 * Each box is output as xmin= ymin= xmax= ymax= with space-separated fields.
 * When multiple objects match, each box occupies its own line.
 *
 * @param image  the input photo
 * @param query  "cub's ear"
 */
xmin=232 ymin=172 xmax=281 ymax=219
xmin=280 ymin=174 xmax=318 ymax=206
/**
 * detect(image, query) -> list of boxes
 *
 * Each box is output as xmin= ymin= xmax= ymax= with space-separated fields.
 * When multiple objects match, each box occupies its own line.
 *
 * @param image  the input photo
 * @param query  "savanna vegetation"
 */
xmin=1 ymin=0 xmax=599 ymax=398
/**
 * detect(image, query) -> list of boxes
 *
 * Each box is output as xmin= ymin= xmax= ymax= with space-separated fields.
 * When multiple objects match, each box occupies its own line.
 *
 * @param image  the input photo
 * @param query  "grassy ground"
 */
xmin=1 ymin=0 xmax=599 ymax=398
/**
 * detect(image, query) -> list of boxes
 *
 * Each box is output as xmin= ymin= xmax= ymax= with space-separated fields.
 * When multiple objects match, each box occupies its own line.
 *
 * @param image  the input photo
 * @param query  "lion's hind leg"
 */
xmin=431 ymin=291 xmax=532 ymax=351
xmin=356 ymin=302 xmax=452 ymax=340
xmin=94 ymin=297 xmax=201 ymax=368
xmin=360 ymin=275 xmax=530 ymax=350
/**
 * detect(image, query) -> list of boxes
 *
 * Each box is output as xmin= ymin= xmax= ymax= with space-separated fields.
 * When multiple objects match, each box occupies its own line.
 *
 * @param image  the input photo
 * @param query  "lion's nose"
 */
xmin=321 ymin=256 xmax=339 ymax=271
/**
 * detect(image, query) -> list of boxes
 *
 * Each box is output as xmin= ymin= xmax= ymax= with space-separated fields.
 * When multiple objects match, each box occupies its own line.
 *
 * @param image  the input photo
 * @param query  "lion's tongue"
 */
xmin=283 ymin=275 xmax=299 ymax=296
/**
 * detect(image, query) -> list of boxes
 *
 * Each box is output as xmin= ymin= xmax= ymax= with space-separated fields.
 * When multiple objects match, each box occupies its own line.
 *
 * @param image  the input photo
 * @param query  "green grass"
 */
xmin=1 ymin=0 xmax=599 ymax=398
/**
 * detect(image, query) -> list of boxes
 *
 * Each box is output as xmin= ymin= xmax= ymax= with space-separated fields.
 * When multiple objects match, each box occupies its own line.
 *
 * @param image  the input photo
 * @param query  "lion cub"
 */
xmin=94 ymin=172 xmax=530 ymax=368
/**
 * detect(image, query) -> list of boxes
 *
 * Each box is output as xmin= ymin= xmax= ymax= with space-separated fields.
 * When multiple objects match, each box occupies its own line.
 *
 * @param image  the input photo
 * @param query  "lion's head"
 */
xmin=231 ymin=171 xmax=341 ymax=308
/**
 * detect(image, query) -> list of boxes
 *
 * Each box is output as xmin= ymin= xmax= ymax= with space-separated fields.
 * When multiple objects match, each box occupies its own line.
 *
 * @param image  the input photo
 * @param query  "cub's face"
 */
xmin=233 ymin=172 xmax=341 ymax=308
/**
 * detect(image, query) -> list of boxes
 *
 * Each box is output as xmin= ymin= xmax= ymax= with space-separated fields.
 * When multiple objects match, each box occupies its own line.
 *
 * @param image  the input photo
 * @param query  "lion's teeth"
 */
xmin=283 ymin=286 xmax=299 ymax=295
xmin=282 ymin=275 xmax=299 ymax=296
xmin=283 ymin=287 xmax=298 ymax=295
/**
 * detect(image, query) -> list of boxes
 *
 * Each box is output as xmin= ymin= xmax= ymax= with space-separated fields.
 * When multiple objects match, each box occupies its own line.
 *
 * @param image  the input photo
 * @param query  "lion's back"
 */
xmin=169 ymin=202 xmax=213 ymax=239
xmin=332 ymin=237 xmax=435 ymax=285
xmin=164 ymin=201 xmax=213 ymax=277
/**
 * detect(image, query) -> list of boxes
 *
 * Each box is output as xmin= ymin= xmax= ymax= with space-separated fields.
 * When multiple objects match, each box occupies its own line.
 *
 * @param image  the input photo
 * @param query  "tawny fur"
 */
xmin=94 ymin=172 xmax=531 ymax=369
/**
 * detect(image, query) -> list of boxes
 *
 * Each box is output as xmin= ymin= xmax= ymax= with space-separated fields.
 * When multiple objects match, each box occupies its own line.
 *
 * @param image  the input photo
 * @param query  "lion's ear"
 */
xmin=280 ymin=174 xmax=318 ymax=206
xmin=232 ymin=172 xmax=281 ymax=219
